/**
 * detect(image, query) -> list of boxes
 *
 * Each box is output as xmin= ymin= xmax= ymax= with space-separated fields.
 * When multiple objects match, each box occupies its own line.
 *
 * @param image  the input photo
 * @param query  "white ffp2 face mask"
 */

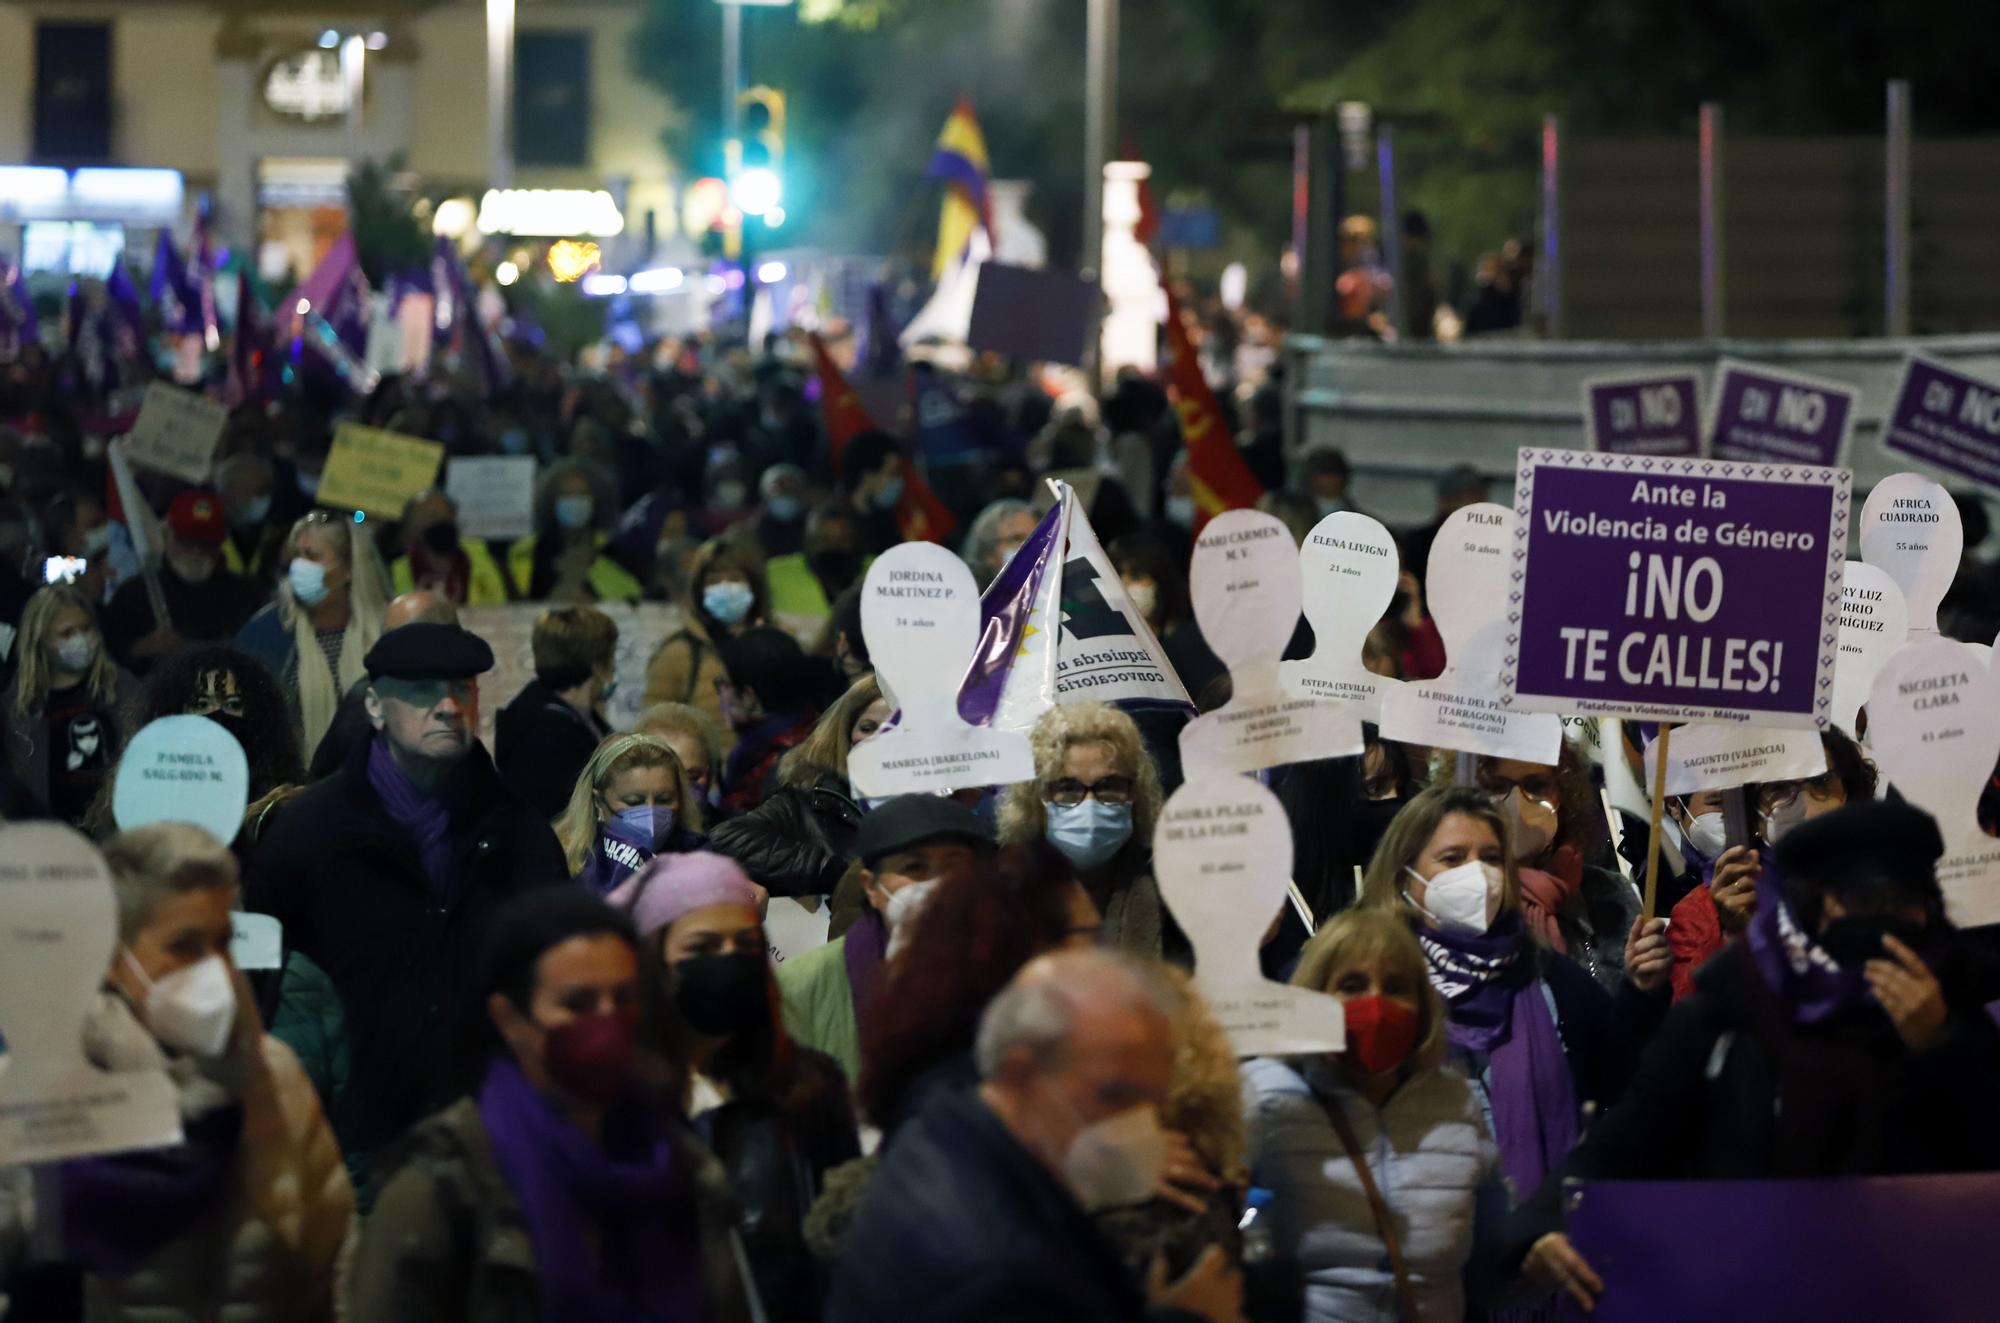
xmin=1062 ymin=1102 xmax=1167 ymax=1212
xmin=1683 ymin=811 xmax=1728 ymax=862
xmin=1405 ymin=861 xmax=1504 ymax=936
xmin=126 ymin=951 xmax=237 ymax=1058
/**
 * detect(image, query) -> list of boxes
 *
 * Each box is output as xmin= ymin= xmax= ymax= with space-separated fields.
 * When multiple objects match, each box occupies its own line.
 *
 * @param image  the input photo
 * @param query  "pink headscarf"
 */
xmin=608 ymin=850 xmax=764 ymax=937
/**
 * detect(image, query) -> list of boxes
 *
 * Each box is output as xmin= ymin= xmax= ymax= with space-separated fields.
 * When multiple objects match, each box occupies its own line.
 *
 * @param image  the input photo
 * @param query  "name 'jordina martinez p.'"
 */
xmin=875 ymin=569 xmax=952 ymax=599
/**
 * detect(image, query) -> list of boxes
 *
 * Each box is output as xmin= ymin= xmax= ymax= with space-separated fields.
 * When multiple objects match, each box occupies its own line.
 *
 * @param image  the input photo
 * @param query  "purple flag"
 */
xmin=290 ymin=233 xmax=376 ymax=394
xmin=432 ymin=237 xmax=510 ymax=394
xmin=1882 ymin=354 xmax=2000 ymax=492
xmin=959 ymin=499 xmax=1065 ymax=726
xmin=191 ymin=207 xmax=221 ymax=348
xmin=1566 ymin=1175 xmax=2000 ymax=1322
xmin=1502 ymin=447 xmax=1850 ymax=729
xmin=148 ymin=230 xmax=204 ymax=336
xmin=104 ymin=262 xmax=147 ymax=353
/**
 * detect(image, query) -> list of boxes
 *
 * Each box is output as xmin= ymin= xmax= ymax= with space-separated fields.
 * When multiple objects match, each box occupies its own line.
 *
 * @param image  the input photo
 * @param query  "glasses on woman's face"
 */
xmin=1755 ymin=771 xmax=1840 ymax=815
xmin=1047 ymin=775 xmax=1136 ymax=807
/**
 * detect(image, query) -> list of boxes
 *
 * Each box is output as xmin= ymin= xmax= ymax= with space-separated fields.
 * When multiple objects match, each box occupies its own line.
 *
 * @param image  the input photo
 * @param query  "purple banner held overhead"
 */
xmin=1708 ymin=359 xmax=1857 ymax=466
xmin=1501 ymin=449 xmax=1850 ymax=729
xmin=958 ymin=499 xmax=1063 ymax=725
xmin=1566 ymin=1175 xmax=2000 ymax=1323
xmin=1883 ymin=354 xmax=2000 ymax=493
xmin=1582 ymin=372 xmax=1702 ymax=456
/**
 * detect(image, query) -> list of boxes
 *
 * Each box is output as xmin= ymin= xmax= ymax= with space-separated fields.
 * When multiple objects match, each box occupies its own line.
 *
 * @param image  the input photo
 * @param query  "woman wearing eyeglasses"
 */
xmin=997 ymin=701 xmax=1181 ymax=963
xmin=1667 ymin=727 xmax=1878 ymax=1001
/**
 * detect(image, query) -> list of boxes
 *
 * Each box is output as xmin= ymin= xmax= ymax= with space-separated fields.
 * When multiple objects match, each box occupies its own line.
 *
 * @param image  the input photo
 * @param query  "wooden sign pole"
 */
xmin=1641 ymin=727 xmax=1672 ymax=921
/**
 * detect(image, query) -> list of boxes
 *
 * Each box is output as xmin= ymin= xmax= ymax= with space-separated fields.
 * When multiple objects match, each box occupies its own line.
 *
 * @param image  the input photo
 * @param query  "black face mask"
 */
xmin=203 ymin=711 xmax=254 ymax=756
xmin=422 ymin=521 xmax=461 ymax=556
xmin=808 ymin=550 xmax=862 ymax=595
xmin=1817 ymin=915 xmax=1931 ymax=971
xmin=673 ymin=953 xmax=769 ymax=1037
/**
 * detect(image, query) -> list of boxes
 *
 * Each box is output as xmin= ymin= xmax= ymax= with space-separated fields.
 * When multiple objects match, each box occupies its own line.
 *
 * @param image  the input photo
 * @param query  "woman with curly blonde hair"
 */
xmin=998 ymin=701 xmax=1174 ymax=959
xmin=553 ymin=732 xmax=708 ymax=894
xmin=1244 ymin=907 xmax=1504 ymax=1323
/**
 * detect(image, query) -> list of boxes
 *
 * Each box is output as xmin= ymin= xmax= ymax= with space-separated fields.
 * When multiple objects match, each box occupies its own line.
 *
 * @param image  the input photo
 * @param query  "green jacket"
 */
xmin=776 ymin=935 xmax=860 ymax=1081
xmin=350 ymin=1096 xmax=752 ymax=1323
xmin=766 ymin=552 xmax=872 ymax=623
xmin=506 ymin=533 xmax=644 ymax=602
xmin=269 ymin=950 xmax=372 ymax=1200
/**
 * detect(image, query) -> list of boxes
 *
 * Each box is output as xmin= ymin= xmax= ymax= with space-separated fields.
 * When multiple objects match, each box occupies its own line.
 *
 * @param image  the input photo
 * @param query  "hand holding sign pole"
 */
xmin=1180 ymin=510 xmax=1362 ymax=774
xmin=1153 ymin=775 xmax=1343 ymax=1057
xmin=849 ymin=543 xmax=1035 ymax=796
xmin=1281 ymin=511 xmax=1406 ymax=721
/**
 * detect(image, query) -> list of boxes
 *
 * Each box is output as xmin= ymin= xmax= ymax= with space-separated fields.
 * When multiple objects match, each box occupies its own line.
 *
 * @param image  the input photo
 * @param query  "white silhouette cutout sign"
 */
xmin=1831 ymin=561 xmax=1910 ymax=735
xmin=1381 ymin=503 xmax=1562 ymax=762
xmin=1281 ymin=511 xmax=1406 ymax=722
xmin=1154 ymin=775 xmax=1344 ymax=1057
xmin=0 ymin=823 xmax=181 ymax=1163
xmin=1860 ymin=473 xmax=1961 ymax=638
xmin=1180 ymin=510 xmax=1363 ymax=775
xmin=113 ymin=715 xmax=250 ymax=845
xmin=850 ymin=542 xmax=1034 ymax=796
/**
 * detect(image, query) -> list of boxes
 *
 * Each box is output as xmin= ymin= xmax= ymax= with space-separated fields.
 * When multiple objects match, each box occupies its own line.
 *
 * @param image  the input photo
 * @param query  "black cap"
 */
xmin=852 ymin=794 xmax=993 ymax=867
xmin=1774 ymin=798 xmax=1945 ymax=909
xmin=364 ymin=622 xmax=495 ymax=681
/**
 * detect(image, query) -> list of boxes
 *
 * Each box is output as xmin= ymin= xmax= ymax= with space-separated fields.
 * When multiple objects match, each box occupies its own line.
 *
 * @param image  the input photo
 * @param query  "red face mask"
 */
xmin=1342 ymin=994 xmax=1419 ymax=1076
xmin=541 ymin=1011 xmax=639 ymax=1106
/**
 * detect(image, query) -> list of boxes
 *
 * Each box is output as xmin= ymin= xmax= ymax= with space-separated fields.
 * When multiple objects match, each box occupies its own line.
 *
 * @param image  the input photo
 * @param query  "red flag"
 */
xmin=808 ymin=332 xmax=959 ymax=544
xmin=808 ymin=332 xmax=877 ymax=467
xmin=1162 ymin=286 xmax=1264 ymax=530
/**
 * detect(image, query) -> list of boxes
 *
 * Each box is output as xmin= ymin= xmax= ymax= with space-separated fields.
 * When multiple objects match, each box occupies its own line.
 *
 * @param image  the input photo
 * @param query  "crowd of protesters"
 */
xmin=3 ymin=268 xmax=2000 ymax=1323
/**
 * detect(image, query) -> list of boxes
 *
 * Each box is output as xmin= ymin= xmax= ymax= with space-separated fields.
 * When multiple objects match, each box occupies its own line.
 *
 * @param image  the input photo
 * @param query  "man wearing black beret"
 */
xmin=1510 ymin=799 xmax=2000 ymax=1310
xmin=247 ymin=622 xmax=566 ymax=1188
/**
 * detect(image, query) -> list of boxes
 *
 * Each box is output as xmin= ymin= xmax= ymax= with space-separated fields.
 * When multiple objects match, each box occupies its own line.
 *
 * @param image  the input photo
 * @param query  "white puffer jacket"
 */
xmin=1243 ymin=1057 xmax=1498 ymax=1323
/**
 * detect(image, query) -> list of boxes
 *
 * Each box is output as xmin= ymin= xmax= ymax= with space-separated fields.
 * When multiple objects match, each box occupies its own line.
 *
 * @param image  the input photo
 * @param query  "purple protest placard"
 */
xmin=1501 ymin=449 xmax=1849 ymax=729
xmin=1566 ymin=1175 xmax=2000 ymax=1323
xmin=1582 ymin=372 xmax=1702 ymax=456
xmin=1882 ymin=354 xmax=2000 ymax=492
xmin=1707 ymin=359 xmax=1856 ymax=466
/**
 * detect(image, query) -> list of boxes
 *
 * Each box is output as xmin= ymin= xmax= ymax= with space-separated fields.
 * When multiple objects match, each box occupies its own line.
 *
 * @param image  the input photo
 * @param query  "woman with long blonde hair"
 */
xmin=3 ymin=583 xmax=140 ymax=824
xmin=235 ymin=511 xmax=386 ymax=762
xmin=554 ymin=732 xmax=708 ymax=893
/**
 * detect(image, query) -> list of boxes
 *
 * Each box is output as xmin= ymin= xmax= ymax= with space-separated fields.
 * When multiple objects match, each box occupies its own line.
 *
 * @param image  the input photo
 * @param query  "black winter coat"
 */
xmin=493 ymin=679 xmax=607 ymax=821
xmin=708 ymin=773 xmax=861 ymax=898
xmin=827 ymin=1086 xmax=1199 ymax=1323
xmin=245 ymin=737 xmax=567 ymax=1156
xmin=1508 ymin=939 xmax=2000 ymax=1259
xmin=700 ymin=1048 xmax=861 ymax=1323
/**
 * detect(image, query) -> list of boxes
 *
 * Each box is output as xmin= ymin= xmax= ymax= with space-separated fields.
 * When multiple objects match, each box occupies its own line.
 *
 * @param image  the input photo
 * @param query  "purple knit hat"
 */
xmin=609 ymin=850 xmax=762 ymax=937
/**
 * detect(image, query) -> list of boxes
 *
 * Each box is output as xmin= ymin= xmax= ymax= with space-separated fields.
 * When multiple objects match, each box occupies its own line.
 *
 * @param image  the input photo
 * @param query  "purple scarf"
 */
xmin=1419 ymin=913 xmax=1580 ymax=1196
xmin=478 ymin=1057 xmax=704 ymax=1323
xmin=368 ymin=736 xmax=455 ymax=894
xmin=59 ymin=1103 xmax=243 ymax=1276
xmin=844 ymin=908 xmax=889 ymax=1038
xmin=1745 ymin=872 xmax=1869 ymax=1025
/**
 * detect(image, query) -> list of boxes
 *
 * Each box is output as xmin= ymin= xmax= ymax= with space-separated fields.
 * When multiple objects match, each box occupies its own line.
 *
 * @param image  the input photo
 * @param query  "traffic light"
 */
xmin=730 ymin=86 xmax=785 ymax=218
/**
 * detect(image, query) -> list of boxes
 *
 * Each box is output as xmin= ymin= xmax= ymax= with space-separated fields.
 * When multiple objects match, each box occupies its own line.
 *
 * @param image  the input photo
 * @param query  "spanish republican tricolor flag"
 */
xmin=927 ymin=98 xmax=995 ymax=279
xmin=1162 ymin=286 xmax=1265 ymax=531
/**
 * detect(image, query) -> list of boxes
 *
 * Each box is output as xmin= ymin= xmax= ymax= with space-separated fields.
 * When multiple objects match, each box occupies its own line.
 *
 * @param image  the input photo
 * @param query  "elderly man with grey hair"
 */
xmin=828 ymin=949 xmax=1244 ymax=1323
xmin=963 ymin=497 xmax=1041 ymax=590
